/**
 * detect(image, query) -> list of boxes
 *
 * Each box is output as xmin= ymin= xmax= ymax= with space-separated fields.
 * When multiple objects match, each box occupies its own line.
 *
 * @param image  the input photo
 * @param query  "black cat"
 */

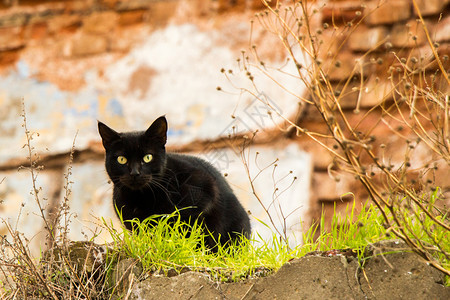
xmin=98 ymin=116 xmax=251 ymax=248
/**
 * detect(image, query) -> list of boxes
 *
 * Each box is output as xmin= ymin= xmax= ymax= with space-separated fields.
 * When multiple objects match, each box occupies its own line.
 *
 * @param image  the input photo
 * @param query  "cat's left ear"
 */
xmin=145 ymin=116 xmax=167 ymax=145
xmin=98 ymin=121 xmax=121 ymax=149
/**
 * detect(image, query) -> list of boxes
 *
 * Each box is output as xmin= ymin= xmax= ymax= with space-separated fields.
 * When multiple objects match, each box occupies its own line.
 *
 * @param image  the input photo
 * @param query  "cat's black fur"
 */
xmin=98 ymin=116 xmax=251 ymax=248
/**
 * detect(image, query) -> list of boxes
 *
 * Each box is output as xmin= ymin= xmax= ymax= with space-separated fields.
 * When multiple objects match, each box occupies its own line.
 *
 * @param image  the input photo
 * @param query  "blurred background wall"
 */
xmin=0 ymin=0 xmax=448 ymax=253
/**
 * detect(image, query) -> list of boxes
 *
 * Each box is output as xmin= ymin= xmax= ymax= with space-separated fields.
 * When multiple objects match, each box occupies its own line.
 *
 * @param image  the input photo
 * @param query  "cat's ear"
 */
xmin=145 ymin=116 xmax=167 ymax=145
xmin=98 ymin=121 xmax=121 ymax=149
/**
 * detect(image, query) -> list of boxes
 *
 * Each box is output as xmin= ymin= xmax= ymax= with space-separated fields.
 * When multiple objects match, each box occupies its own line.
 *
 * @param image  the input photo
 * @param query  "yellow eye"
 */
xmin=143 ymin=154 xmax=153 ymax=163
xmin=117 ymin=156 xmax=127 ymax=164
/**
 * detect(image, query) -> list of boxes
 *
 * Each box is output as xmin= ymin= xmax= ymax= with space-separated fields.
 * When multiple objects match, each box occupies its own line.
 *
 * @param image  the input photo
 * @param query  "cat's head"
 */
xmin=98 ymin=116 xmax=168 ymax=190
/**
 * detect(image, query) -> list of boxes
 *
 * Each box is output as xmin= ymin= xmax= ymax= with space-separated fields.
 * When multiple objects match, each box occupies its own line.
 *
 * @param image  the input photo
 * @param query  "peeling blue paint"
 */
xmin=16 ymin=60 xmax=31 ymax=78
xmin=167 ymin=128 xmax=184 ymax=137
xmin=107 ymin=98 xmax=123 ymax=116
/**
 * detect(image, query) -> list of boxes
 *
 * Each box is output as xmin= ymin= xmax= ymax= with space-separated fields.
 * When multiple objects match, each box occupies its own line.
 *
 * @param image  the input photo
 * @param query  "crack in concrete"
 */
xmin=356 ymin=264 xmax=370 ymax=300
xmin=340 ymin=255 xmax=367 ymax=300
xmin=240 ymin=283 xmax=255 ymax=300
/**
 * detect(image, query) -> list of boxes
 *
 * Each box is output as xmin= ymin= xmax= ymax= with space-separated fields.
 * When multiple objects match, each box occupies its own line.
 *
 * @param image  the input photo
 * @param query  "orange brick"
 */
xmin=318 ymin=30 xmax=347 ymax=60
xmin=390 ymin=19 xmax=428 ymax=48
xmin=118 ymin=9 xmax=148 ymax=26
xmin=26 ymin=22 xmax=48 ymax=41
xmin=0 ymin=26 xmax=25 ymax=51
xmin=0 ymin=49 xmax=21 ymax=66
xmin=322 ymin=51 xmax=368 ymax=81
xmin=322 ymin=0 xmax=364 ymax=25
xmin=48 ymin=15 xmax=82 ymax=34
xmin=246 ymin=0 xmax=275 ymax=10
xmin=359 ymin=78 xmax=394 ymax=107
xmin=312 ymin=172 xmax=355 ymax=201
xmin=98 ymin=0 xmax=120 ymax=9
xmin=435 ymin=15 xmax=450 ymax=43
xmin=348 ymin=25 xmax=389 ymax=52
xmin=82 ymin=11 xmax=118 ymax=34
xmin=67 ymin=33 xmax=109 ymax=57
xmin=408 ymin=43 xmax=450 ymax=71
xmin=298 ymin=139 xmax=335 ymax=171
xmin=413 ymin=0 xmax=447 ymax=17
xmin=365 ymin=0 xmax=411 ymax=25
xmin=147 ymin=1 xmax=178 ymax=27
xmin=332 ymin=80 xmax=361 ymax=109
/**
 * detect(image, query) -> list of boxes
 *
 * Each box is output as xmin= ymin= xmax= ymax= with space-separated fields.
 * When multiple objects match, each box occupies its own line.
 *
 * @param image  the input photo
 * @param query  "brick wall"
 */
xmin=304 ymin=0 xmax=450 ymax=226
xmin=0 ymin=0 xmax=181 ymax=71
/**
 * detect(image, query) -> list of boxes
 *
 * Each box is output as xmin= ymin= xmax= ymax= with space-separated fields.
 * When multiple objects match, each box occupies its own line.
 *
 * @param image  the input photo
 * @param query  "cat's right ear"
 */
xmin=98 ymin=121 xmax=120 ymax=149
xmin=145 ymin=116 xmax=167 ymax=145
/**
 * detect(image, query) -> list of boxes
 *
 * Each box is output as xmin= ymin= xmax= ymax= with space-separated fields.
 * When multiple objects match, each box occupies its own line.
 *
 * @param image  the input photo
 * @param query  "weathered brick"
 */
xmin=332 ymin=80 xmax=361 ymax=109
xmin=359 ymin=77 xmax=393 ymax=107
xmin=82 ymin=11 xmax=118 ymax=34
xmin=98 ymin=0 xmax=120 ymax=9
xmin=391 ymin=19 xmax=428 ymax=48
xmin=0 ymin=48 xmax=21 ymax=65
xmin=109 ymin=28 xmax=133 ymax=52
xmin=318 ymin=30 xmax=347 ymax=60
xmin=63 ymin=0 xmax=95 ymax=13
xmin=246 ymin=0 xmax=274 ymax=10
xmin=0 ymin=11 xmax=29 ymax=27
xmin=329 ymin=76 xmax=394 ymax=110
xmin=348 ymin=25 xmax=389 ymax=52
xmin=210 ymin=0 xmax=230 ymax=12
xmin=312 ymin=171 xmax=354 ymax=201
xmin=413 ymin=0 xmax=447 ymax=17
xmin=322 ymin=0 xmax=364 ymax=24
xmin=405 ymin=46 xmax=432 ymax=69
xmin=24 ymin=4 xmax=65 ymax=25
xmin=435 ymin=15 xmax=450 ymax=43
xmin=0 ymin=26 xmax=25 ymax=51
xmin=0 ymin=4 xmax=65 ymax=27
xmin=116 ymin=0 xmax=157 ymax=11
xmin=147 ymin=1 xmax=178 ymax=27
xmin=322 ymin=51 xmax=368 ymax=81
xmin=26 ymin=22 xmax=48 ymax=41
xmin=408 ymin=43 xmax=450 ymax=71
xmin=118 ymin=9 xmax=148 ymax=26
xmin=365 ymin=0 xmax=411 ymax=25
xmin=297 ymin=138 xmax=334 ymax=170
xmin=47 ymin=15 xmax=82 ymax=34
xmin=435 ymin=43 xmax=450 ymax=70
xmin=231 ymin=0 xmax=246 ymax=9
xmin=66 ymin=33 xmax=109 ymax=57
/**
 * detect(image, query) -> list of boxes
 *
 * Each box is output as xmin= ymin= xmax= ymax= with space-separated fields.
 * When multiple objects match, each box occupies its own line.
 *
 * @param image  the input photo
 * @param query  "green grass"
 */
xmin=391 ymin=189 xmax=449 ymax=275
xmin=104 ymin=195 xmax=449 ymax=283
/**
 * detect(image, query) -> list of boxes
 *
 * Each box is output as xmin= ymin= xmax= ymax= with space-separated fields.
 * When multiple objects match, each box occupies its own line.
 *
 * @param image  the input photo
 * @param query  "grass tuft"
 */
xmin=103 ymin=198 xmax=448 ymax=284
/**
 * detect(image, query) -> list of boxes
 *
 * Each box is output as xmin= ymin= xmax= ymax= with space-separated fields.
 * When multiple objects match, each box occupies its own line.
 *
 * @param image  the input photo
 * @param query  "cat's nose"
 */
xmin=130 ymin=165 xmax=140 ymax=176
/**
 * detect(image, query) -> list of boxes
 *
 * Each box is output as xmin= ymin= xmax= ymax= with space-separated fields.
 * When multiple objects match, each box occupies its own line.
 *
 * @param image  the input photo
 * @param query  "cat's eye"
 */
xmin=117 ymin=156 xmax=127 ymax=164
xmin=143 ymin=154 xmax=153 ymax=163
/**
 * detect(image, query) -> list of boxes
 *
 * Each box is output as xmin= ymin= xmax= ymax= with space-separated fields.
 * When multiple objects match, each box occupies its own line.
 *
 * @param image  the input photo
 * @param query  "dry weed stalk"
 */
xmin=211 ymin=126 xmax=300 ymax=244
xmin=230 ymin=0 xmax=449 ymax=275
xmin=237 ymin=133 xmax=298 ymax=243
xmin=0 ymin=102 xmax=113 ymax=299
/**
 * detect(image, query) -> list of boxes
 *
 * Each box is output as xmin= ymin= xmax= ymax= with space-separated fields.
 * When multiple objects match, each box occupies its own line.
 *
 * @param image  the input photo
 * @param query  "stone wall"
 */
xmin=0 ymin=0 xmax=448 ymax=252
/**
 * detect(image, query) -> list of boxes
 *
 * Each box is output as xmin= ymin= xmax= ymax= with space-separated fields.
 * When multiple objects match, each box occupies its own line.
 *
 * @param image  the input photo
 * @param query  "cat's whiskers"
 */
xmin=148 ymin=180 xmax=171 ymax=199
xmin=143 ymin=182 xmax=157 ymax=198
